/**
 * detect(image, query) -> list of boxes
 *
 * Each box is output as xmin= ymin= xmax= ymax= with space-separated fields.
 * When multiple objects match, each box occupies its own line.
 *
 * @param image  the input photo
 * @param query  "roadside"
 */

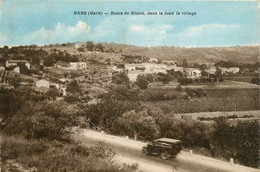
xmin=73 ymin=129 xmax=259 ymax=172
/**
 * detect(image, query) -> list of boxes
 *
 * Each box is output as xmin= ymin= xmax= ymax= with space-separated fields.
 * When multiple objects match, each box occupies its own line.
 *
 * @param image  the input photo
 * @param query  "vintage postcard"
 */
xmin=0 ymin=0 xmax=259 ymax=172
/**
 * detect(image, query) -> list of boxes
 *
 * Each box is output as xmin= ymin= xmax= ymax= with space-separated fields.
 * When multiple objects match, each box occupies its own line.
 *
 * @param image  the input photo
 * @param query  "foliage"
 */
xmin=66 ymin=80 xmax=82 ymax=94
xmin=100 ymin=85 xmax=139 ymax=101
xmin=135 ymin=74 xmax=153 ymax=89
xmin=178 ymin=77 xmax=193 ymax=85
xmin=185 ymin=88 xmax=206 ymax=98
xmin=43 ymin=56 xmax=55 ymax=67
xmin=157 ymin=73 xmax=173 ymax=85
xmin=86 ymin=41 xmax=95 ymax=51
xmin=251 ymin=77 xmax=259 ymax=85
xmin=176 ymin=84 xmax=182 ymax=91
xmin=117 ymin=109 xmax=160 ymax=140
xmin=4 ymin=101 xmax=77 ymax=140
xmin=215 ymin=67 xmax=222 ymax=81
xmin=96 ymin=43 xmax=105 ymax=52
xmin=77 ymin=47 xmax=85 ymax=52
xmin=211 ymin=118 xmax=259 ymax=168
xmin=112 ymin=72 xmax=129 ymax=85
xmin=46 ymin=88 xmax=63 ymax=100
xmin=86 ymin=96 xmax=140 ymax=132
xmin=2 ymin=136 xmax=138 ymax=172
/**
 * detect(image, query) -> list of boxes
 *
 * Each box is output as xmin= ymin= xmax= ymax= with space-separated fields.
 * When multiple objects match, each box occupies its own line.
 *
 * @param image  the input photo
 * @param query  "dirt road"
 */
xmin=73 ymin=130 xmax=258 ymax=172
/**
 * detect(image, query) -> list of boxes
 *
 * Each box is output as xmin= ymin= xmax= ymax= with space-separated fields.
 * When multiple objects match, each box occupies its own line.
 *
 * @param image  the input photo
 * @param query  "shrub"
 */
xmin=176 ymin=85 xmax=182 ymax=91
xmin=211 ymin=118 xmax=259 ymax=168
xmin=179 ymin=77 xmax=193 ymax=85
xmin=251 ymin=77 xmax=259 ymax=85
xmin=112 ymin=72 xmax=129 ymax=85
xmin=4 ymin=101 xmax=77 ymax=141
xmin=2 ymin=136 xmax=138 ymax=172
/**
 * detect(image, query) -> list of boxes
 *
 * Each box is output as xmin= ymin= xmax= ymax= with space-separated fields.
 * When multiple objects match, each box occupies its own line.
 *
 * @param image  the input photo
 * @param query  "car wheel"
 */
xmin=160 ymin=152 xmax=171 ymax=160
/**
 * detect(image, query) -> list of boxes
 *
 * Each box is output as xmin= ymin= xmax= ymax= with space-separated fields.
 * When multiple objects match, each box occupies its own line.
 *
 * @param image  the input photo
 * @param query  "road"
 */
xmin=73 ymin=129 xmax=259 ymax=172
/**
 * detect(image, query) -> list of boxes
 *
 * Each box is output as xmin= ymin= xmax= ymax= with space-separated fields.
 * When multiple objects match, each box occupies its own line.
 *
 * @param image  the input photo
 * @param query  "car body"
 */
xmin=142 ymin=138 xmax=182 ymax=160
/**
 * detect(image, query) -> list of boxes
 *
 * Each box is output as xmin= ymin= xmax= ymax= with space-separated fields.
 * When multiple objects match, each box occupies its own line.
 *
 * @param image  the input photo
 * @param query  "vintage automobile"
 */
xmin=142 ymin=138 xmax=182 ymax=160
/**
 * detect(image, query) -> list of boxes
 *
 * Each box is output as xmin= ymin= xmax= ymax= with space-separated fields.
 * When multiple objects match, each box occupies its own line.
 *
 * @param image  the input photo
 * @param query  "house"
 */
xmin=74 ymin=42 xmax=84 ymax=48
xmin=226 ymin=67 xmax=240 ymax=74
xmin=185 ymin=68 xmax=201 ymax=78
xmin=69 ymin=62 xmax=87 ymax=70
xmin=6 ymin=60 xmax=30 ymax=69
xmin=205 ymin=67 xmax=216 ymax=75
xmin=36 ymin=79 xmax=50 ymax=88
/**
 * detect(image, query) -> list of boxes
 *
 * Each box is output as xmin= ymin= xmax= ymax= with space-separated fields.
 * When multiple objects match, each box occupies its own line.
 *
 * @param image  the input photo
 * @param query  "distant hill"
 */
xmin=101 ymin=43 xmax=259 ymax=65
xmin=39 ymin=42 xmax=259 ymax=65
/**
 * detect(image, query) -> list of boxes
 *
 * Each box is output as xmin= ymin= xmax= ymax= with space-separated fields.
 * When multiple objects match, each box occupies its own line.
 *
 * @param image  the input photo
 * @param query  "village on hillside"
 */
xmin=1 ymin=42 xmax=259 ymax=171
xmin=0 ymin=43 xmax=259 ymax=97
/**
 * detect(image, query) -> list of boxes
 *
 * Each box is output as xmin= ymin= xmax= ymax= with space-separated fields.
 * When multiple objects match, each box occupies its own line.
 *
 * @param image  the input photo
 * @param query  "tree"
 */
xmin=43 ymin=56 xmax=55 ymax=67
xmin=215 ymin=67 xmax=222 ymax=81
xmin=4 ymin=101 xmax=76 ymax=140
xmin=112 ymin=72 xmax=129 ymax=85
xmin=86 ymin=41 xmax=95 ymax=51
xmin=117 ymin=109 xmax=160 ymax=140
xmin=78 ymin=47 xmax=85 ymax=52
xmin=96 ymin=44 xmax=104 ymax=52
xmin=182 ymin=59 xmax=188 ymax=68
xmin=135 ymin=74 xmax=152 ymax=90
xmin=66 ymin=80 xmax=81 ymax=94
xmin=46 ymin=88 xmax=63 ymax=100
xmin=211 ymin=118 xmax=259 ymax=168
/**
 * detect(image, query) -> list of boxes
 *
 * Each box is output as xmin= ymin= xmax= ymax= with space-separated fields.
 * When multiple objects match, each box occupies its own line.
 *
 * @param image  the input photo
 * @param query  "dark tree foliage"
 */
xmin=66 ymin=80 xmax=81 ymax=94
xmin=178 ymin=77 xmax=193 ymax=85
xmin=135 ymin=74 xmax=153 ymax=90
xmin=86 ymin=41 xmax=95 ymax=51
xmin=96 ymin=43 xmax=104 ymax=52
xmin=211 ymin=117 xmax=259 ymax=168
xmin=43 ymin=56 xmax=55 ymax=67
xmin=251 ymin=78 xmax=260 ymax=85
xmin=112 ymin=72 xmax=129 ymax=85
xmin=4 ymin=101 xmax=76 ymax=140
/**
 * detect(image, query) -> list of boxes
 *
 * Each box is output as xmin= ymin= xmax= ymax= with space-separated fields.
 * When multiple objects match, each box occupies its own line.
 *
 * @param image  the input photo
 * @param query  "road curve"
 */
xmin=73 ymin=129 xmax=259 ymax=172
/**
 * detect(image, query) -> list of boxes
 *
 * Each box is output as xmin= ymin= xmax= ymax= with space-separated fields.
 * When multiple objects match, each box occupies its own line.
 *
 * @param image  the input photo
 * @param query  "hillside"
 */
xmin=101 ymin=43 xmax=259 ymax=65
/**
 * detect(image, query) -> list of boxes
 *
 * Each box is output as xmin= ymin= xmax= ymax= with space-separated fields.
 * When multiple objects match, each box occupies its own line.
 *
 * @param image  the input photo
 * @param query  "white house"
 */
xmin=185 ymin=68 xmax=201 ymax=78
xmin=226 ymin=67 xmax=240 ymax=74
xmin=69 ymin=62 xmax=87 ymax=70
xmin=36 ymin=79 xmax=50 ymax=88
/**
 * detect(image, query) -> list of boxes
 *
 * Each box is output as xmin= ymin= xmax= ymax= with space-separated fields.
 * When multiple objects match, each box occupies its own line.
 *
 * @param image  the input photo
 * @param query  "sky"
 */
xmin=0 ymin=0 xmax=259 ymax=47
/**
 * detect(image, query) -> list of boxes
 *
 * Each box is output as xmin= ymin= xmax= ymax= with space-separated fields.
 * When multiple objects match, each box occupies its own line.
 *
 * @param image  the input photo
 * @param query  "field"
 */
xmin=222 ymin=74 xmax=258 ymax=83
xmin=141 ymin=86 xmax=259 ymax=114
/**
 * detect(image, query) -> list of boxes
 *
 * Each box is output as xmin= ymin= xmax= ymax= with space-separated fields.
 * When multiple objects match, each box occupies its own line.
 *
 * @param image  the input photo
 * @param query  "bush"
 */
xmin=251 ymin=77 xmax=259 ymax=85
xmin=4 ymin=101 xmax=77 ymax=141
xmin=2 ymin=136 xmax=138 ymax=172
xmin=112 ymin=72 xmax=129 ymax=85
xmin=176 ymin=85 xmax=182 ymax=91
xmin=179 ymin=77 xmax=193 ymax=85
xmin=211 ymin=118 xmax=259 ymax=168
xmin=185 ymin=88 xmax=206 ymax=98
xmin=135 ymin=74 xmax=153 ymax=90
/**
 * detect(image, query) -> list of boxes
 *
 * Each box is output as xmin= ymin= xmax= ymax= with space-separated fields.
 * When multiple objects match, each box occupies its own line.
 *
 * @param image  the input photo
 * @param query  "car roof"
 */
xmin=154 ymin=138 xmax=182 ymax=144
